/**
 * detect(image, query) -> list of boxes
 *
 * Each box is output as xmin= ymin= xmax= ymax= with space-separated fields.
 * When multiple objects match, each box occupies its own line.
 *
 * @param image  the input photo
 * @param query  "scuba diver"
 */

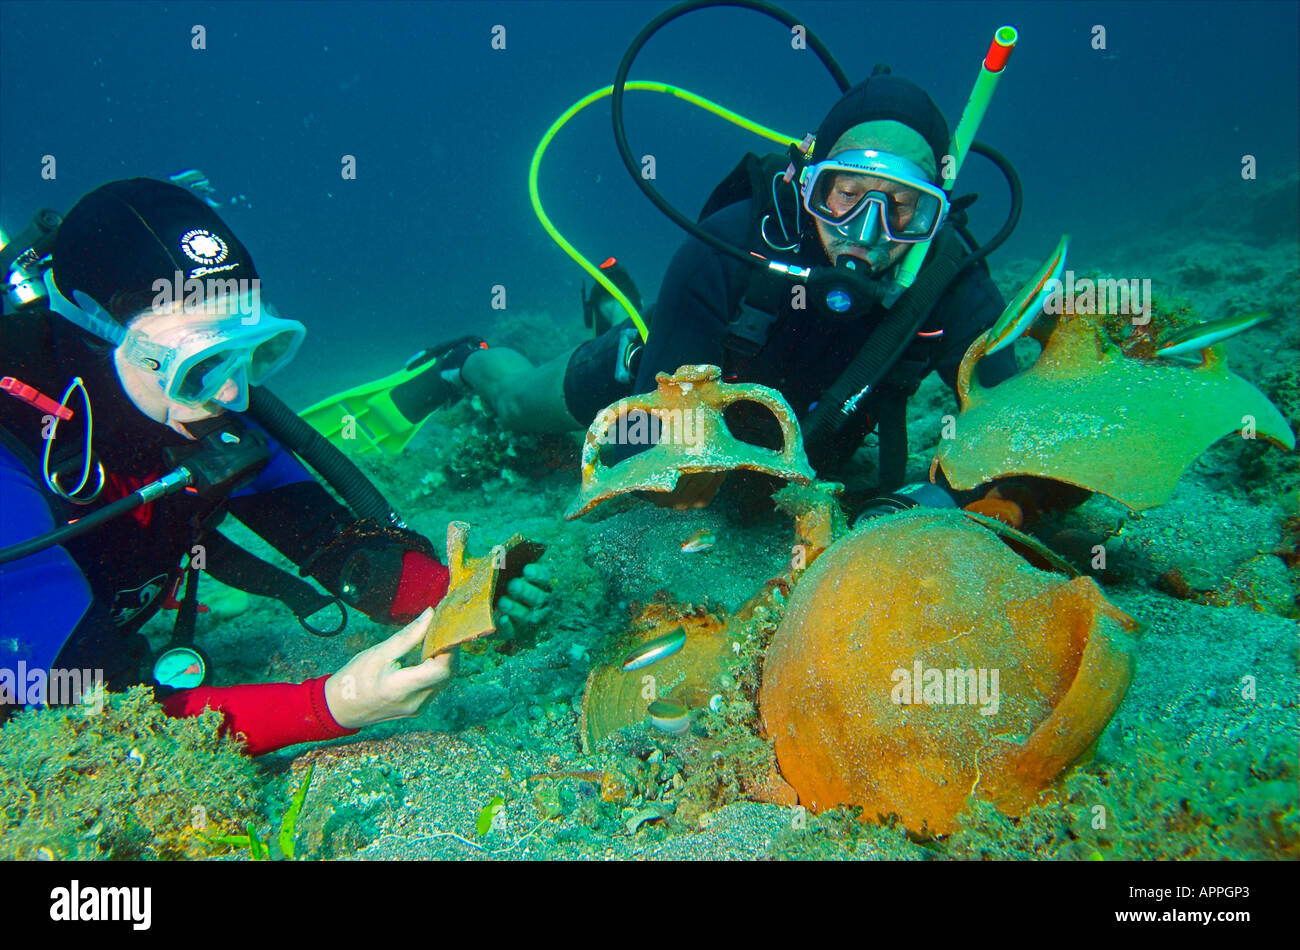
xmin=621 ymin=70 xmax=1023 ymax=512
xmin=300 ymin=5 xmax=1079 ymax=528
xmin=0 ymin=179 xmax=550 ymax=751
xmin=457 ymin=40 xmax=1083 ymax=525
xmin=329 ymin=72 xmax=1045 ymax=521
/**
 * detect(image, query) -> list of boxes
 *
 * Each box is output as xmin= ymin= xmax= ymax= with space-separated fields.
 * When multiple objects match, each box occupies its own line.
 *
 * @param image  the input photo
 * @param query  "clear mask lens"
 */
xmin=802 ymin=154 xmax=947 ymax=244
xmin=248 ymin=329 xmax=301 ymax=382
xmin=175 ymin=350 xmax=241 ymax=403
xmin=127 ymin=310 xmax=305 ymax=408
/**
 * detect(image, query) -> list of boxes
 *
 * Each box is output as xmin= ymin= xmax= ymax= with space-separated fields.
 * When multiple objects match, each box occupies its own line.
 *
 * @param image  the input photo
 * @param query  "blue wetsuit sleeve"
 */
xmin=230 ymin=417 xmax=315 ymax=498
xmin=0 ymin=445 xmax=95 ymax=680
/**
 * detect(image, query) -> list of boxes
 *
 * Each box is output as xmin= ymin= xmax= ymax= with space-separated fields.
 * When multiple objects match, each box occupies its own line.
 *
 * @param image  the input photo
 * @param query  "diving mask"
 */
xmin=120 ymin=307 xmax=304 ymax=411
xmin=43 ymin=268 xmax=303 ymax=411
xmin=800 ymin=149 xmax=949 ymax=245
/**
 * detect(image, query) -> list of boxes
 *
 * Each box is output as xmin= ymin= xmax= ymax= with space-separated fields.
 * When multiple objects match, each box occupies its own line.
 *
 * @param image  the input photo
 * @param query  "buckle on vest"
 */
xmin=723 ymin=303 xmax=780 ymax=358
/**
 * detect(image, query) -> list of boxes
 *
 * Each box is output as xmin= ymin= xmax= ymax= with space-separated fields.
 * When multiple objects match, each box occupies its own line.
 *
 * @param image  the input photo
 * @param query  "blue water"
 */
xmin=3 ymin=0 xmax=1297 ymax=400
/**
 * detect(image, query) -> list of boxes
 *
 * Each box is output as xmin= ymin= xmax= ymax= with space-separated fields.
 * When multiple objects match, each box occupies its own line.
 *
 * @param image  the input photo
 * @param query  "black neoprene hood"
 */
xmin=51 ymin=178 xmax=259 ymax=321
xmin=811 ymin=73 xmax=950 ymax=171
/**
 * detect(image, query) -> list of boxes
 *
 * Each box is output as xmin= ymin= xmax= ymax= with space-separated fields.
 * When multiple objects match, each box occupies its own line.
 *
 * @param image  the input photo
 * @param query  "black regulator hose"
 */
xmin=247 ymin=385 xmax=403 ymax=528
xmin=611 ymin=0 xmax=850 ymax=271
xmin=956 ymin=141 xmax=1022 ymax=273
xmin=0 ymin=491 xmax=160 ymax=566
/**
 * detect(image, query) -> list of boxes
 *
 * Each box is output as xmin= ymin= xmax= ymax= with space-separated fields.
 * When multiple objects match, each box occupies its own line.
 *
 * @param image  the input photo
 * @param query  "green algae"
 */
xmin=943 ymin=725 xmax=1299 ymax=861
xmin=207 ymin=763 xmax=315 ymax=860
xmin=0 ymin=686 xmax=262 ymax=860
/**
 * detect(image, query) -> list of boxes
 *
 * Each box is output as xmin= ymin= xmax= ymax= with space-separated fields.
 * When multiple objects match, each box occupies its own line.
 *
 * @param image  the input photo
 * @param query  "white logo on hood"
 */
xmin=180 ymin=229 xmax=229 ymax=266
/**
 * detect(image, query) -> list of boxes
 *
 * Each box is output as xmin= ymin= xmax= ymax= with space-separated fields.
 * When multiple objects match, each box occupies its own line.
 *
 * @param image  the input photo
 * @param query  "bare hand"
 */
xmin=324 ymin=608 xmax=452 ymax=729
xmin=494 ymin=563 xmax=552 ymax=639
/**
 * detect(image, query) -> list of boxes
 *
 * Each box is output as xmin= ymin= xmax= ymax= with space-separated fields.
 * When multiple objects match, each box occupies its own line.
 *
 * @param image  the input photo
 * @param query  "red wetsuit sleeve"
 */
xmin=160 ymin=555 xmax=448 ymax=755
xmin=389 ymin=550 xmax=451 ymax=622
xmin=161 ymin=674 xmax=358 ymax=757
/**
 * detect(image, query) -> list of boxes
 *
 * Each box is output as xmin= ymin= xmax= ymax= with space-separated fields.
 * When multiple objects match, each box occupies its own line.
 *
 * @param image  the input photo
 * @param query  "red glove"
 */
xmin=161 ymin=675 xmax=357 ymax=757
xmin=389 ymin=550 xmax=450 ymax=622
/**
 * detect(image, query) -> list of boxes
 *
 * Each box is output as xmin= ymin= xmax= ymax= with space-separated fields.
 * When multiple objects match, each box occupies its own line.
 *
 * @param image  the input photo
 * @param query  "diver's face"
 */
xmin=113 ymin=305 xmax=241 ymax=439
xmin=814 ymin=172 xmax=915 ymax=271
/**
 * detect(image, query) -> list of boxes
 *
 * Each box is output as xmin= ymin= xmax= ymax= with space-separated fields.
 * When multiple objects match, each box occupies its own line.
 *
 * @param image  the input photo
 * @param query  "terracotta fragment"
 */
xmin=566 ymin=365 xmax=815 ymax=519
xmin=580 ymin=602 xmax=737 ymax=753
xmin=759 ymin=509 xmax=1139 ymax=836
xmin=933 ymin=309 xmax=1295 ymax=511
xmin=419 ymin=522 xmax=545 ymax=660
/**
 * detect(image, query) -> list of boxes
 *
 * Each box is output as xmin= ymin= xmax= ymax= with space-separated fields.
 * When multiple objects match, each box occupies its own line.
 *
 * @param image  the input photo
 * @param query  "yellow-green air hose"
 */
xmin=528 ymin=81 xmax=800 ymax=342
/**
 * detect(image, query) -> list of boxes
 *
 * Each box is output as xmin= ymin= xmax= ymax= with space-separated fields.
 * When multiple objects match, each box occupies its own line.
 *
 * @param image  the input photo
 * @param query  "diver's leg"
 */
xmin=492 ymin=351 xmax=582 ymax=433
xmin=462 ymin=346 xmax=582 ymax=433
xmin=460 ymin=346 xmax=534 ymax=408
xmin=462 ymin=322 xmax=640 ymax=434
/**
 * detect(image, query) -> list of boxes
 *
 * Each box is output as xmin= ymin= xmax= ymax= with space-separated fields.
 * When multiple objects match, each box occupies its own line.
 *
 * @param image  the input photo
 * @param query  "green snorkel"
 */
xmin=530 ymin=81 xmax=801 ymax=343
xmin=891 ymin=25 xmax=1019 ymax=297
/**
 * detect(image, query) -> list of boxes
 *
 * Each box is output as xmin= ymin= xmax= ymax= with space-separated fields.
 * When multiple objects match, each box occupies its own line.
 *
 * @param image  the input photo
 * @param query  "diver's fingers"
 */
xmin=521 ymin=563 xmax=552 ymax=588
xmin=495 ymin=614 xmax=516 ymax=639
xmin=505 ymin=577 xmax=549 ymax=609
xmin=373 ymin=607 xmax=433 ymax=662
xmin=389 ymin=652 xmax=452 ymax=692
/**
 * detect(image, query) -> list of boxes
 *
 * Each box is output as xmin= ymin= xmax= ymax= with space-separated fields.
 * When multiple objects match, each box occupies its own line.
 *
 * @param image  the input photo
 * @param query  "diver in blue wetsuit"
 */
xmin=0 ymin=180 xmax=549 ymax=750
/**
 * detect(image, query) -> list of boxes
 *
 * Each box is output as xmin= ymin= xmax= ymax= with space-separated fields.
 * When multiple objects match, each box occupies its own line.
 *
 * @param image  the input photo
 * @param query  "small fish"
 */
xmin=985 ymin=234 xmax=1069 ymax=355
xmin=1155 ymin=312 xmax=1270 ymax=358
xmin=647 ymin=697 xmax=690 ymax=735
xmin=621 ymin=626 xmax=687 ymax=672
xmin=680 ymin=528 xmax=717 ymax=553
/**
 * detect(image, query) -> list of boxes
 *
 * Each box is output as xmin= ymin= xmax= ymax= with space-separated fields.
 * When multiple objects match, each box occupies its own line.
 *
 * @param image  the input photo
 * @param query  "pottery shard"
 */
xmin=566 ymin=365 xmax=815 ymax=519
xmin=579 ymin=603 xmax=736 ymax=754
xmin=934 ymin=311 xmax=1295 ymax=512
xmin=758 ymin=509 xmax=1138 ymax=836
xmin=420 ymin=522 xmax=545 ymax=660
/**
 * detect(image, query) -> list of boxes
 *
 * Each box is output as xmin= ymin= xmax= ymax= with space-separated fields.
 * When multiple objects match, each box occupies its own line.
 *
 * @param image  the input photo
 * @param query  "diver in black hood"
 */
xmin=623 ymin=71 xmax=1022 ymax=509
xmin=439 ymin=71 xmax=1034 ymax=518
xmin=0 ymin=179 xmax=550 ymax=747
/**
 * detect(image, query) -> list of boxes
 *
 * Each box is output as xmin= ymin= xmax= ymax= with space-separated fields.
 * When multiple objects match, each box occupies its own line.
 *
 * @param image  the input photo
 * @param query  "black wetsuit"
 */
xmin=564 ymin=200 xmax=1016 ymax=470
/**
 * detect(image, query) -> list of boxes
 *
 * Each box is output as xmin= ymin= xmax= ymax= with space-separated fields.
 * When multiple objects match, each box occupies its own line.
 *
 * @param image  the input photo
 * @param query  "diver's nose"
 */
xmin=213 ymin=378 xmax=241 ymax=405
xmin=838 ymin=196 xmax=884 ymax=246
